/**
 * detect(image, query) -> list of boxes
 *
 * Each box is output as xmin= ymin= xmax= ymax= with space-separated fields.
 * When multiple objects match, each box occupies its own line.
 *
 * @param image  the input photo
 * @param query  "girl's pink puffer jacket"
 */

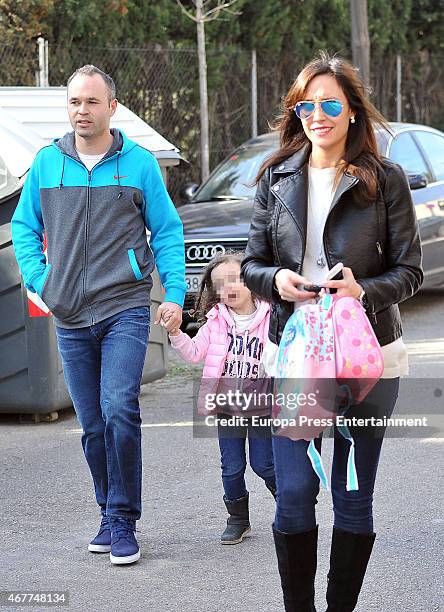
xmin=170 ymin=300 xmax=271 ymax=415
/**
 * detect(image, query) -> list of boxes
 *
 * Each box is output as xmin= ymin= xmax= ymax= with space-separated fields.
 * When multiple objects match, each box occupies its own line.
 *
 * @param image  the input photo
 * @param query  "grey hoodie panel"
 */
xmin=85 ymin=185 xmax=154 ymax=307
xmin=40 ymin=186 xmax=88 ymax=321
xmin=31 ymin=129 xmax=172 ymax=328
xmin=40 ymin=184 xmax=154 ymax=326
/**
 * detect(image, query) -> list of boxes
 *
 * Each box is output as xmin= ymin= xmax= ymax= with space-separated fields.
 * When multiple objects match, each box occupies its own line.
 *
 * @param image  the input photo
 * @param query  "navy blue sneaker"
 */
xmin=88 ymin=516 xmax=111 ymax=553
xmin=109 ymin=517 xmax=140 ymax=565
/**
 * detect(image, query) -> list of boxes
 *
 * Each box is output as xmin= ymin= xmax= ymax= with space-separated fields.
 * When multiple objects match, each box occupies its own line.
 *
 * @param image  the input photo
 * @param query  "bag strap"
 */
xmin=307 ymin=440 xmax=329 ymax=490
xmin=336 ymin=423 xmax=359 ymax=491
xmin=306 ymin=428 xmax=359 ymax=492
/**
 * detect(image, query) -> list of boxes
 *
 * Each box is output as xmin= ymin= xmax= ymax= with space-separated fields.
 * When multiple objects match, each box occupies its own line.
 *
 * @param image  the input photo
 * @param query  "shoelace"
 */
xmin=98 ymin=516 xmax=111 ymax=534
xmin=110 ymin=519 xmax=136 ymax=541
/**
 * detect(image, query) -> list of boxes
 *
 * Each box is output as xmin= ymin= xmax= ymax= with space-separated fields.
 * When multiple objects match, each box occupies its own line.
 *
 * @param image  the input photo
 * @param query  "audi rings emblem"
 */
xmin=186 ymin=244 xmax=226 ymax=261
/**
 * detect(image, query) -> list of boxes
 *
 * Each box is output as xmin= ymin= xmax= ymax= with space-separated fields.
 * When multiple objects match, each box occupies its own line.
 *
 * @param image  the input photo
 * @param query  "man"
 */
xmin=11 ymin=65 xmax=185 ymax=565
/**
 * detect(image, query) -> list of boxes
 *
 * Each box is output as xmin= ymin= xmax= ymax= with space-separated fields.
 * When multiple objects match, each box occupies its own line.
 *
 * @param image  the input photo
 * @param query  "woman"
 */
xmin=241 ymin=52 xmax=423 ymax=612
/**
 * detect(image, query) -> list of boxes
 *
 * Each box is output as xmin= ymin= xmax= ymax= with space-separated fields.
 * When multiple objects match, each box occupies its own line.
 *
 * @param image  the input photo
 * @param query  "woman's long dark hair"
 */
xmin=258 ymin=51 xmax=390 ymax=203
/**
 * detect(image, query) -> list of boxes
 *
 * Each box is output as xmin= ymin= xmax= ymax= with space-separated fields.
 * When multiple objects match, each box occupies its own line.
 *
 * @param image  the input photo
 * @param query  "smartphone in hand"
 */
xmin=325 ymin=262 xmax=344 ymax=282
xmin=302 ymin=284 xmax=323 ymax=294
xmin=302 ymin=263 xmax=344 ymax=294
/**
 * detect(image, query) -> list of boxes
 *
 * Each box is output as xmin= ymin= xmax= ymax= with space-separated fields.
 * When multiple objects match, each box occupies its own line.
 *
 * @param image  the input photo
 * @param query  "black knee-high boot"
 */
xmin=325 ymin=527 xmax=376 ymax=611
xmin=273 ymin=524 xmax=318 ymax=612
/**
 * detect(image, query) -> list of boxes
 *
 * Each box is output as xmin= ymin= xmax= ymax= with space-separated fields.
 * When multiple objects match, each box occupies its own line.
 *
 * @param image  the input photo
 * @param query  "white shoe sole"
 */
xmin=221 ymin=527 xmax=252 ymax=545
xmin=110 ymin=550 xmax=141 ymax=565
xmin=88 ymin=543 xmax=111 ymax=553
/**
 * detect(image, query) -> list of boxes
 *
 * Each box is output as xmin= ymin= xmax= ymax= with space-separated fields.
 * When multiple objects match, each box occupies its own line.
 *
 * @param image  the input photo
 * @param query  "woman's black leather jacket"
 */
xmin=241 ymin=146 xmax=423 ymax=346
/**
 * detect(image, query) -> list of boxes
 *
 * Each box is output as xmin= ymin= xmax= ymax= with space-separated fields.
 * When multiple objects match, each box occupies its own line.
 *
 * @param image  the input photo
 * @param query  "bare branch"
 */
xmin=203 ymin=0 xmax=241 ymax=20
xmin=177 ymin=0 xmax=241 ymax=23
xmin=223 ymin=6 xmax=242 ymax=16
xmin=175 ymin=0 xmax=198 ymax=22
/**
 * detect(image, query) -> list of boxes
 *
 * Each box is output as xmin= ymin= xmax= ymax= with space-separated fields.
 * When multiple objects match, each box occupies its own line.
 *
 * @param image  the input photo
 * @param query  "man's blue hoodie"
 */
xmin=11 ymin=128 xmax=186 ymax=328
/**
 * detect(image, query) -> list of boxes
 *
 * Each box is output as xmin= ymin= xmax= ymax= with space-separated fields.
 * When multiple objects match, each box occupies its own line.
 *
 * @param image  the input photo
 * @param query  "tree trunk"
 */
xmin=196 ymin=0 xmax=210 ymax=181
xmin=350 ymin=0 xmax=370 ymax=86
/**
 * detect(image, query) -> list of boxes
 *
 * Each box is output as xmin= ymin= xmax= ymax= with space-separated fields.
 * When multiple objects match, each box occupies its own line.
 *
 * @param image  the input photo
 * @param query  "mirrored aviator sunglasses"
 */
xmin=294 ymin=99 xmax=343 ymax=120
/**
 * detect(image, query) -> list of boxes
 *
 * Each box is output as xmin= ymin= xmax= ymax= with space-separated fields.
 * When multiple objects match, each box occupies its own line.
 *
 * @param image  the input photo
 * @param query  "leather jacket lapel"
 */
xmin=270 ymin=146 xmax=310 ymax=237
xmin=270 ymin=168 xmax=308 ymax=237
xmin=329 ymin=172 xmax=359 ymax=213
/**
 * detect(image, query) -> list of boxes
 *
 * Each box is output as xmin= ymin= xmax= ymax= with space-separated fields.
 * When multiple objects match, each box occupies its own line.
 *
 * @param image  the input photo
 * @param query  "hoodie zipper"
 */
xmin=60 ymin=151 xmax=122 ymax=326
xmin=83 ymin=170 xmax=95 ymax=325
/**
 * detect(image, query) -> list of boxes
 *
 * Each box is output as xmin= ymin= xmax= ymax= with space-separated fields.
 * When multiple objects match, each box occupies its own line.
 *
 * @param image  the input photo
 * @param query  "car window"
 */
xmin=194 ymin=143 xmax=277 ymax=201
xmin=414 ymin=131 xmax=444 ymax=182
xmin=389 ymin=132 xmax=430 ymax=178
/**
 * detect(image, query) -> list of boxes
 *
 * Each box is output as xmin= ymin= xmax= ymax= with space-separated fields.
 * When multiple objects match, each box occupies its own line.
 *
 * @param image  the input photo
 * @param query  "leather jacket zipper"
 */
xmin=272 ymin=190 xmax=306 ymax=268
xmin=376 ymin=241 xmax=384 ymax=264
xmin=272 ymin=207 xmax=283 ymax=266
xmin=368 ymin=242 xmax=383 ymax=323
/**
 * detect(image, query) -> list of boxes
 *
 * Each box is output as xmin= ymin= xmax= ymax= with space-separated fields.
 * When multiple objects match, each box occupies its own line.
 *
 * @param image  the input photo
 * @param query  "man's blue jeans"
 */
xmin=55 ymin=306 xmax=150 ymax=521
xmin=218 ymin=414 xmax=276 ymax=500
xmin=272 ymin=378 xmax=400 ymax=534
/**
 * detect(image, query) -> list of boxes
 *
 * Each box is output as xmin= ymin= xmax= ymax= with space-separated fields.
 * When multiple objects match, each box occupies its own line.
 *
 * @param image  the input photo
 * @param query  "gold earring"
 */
xmin=350 ymin=116 xmax=356 ymax=124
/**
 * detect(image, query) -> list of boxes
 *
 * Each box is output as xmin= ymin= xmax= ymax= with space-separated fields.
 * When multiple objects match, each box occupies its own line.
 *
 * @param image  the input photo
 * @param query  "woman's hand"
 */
xmin=274 ymin=269 xmax=317 ymax=302
xmin=323 ymin=267 xmax=363 ymax=298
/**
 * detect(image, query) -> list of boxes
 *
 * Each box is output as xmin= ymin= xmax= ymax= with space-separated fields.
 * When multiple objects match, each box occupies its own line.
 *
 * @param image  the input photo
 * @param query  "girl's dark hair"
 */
xmin=192 ymin=251 xmax=247 ymax=324
xmin=257 ymin=51 xmax=390 ymax=203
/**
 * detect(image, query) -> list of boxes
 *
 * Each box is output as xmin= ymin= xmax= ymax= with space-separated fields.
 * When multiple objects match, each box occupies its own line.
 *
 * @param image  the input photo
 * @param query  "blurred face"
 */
xmin=298 ymin=74 xmax=353 ymax=158
xmin=67 ymin=73 xmax=117 ymax=141
xmin=211 ymin=261 xmax=252 ymax=310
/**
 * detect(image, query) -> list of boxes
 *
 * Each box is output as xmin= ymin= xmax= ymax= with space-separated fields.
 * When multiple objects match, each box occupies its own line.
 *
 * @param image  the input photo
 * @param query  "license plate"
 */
xmin=185 ymin=273 xmax=202 ymax=292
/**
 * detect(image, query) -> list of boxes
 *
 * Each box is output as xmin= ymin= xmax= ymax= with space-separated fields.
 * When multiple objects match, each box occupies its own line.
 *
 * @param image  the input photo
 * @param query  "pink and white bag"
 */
xmin=273 ymin=293 xmax=384 ymax=491
xmin=332 ymin=295 xmax=383 ymax=401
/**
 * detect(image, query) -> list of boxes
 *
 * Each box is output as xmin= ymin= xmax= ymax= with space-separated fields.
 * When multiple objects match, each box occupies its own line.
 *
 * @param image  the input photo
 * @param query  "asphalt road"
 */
xmin=0 ymin=293 xmax=443 ymax=612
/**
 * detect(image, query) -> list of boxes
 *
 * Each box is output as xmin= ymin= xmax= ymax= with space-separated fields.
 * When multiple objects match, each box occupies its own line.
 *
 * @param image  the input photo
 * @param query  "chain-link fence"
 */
xmin=1 ymin=40 xmax=444 ymax=202
xmin=48 ymin=44 xmax=201 ymax=200
xmin=0 ymin=42 xmax=38 ymax=86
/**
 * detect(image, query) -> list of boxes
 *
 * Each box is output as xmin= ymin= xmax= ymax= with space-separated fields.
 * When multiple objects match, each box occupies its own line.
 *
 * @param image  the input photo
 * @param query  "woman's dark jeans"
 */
xmin=272 ymin=378 xmax=400 ymax=534
xmin=218 ymin=414 xmax=276 ymax=501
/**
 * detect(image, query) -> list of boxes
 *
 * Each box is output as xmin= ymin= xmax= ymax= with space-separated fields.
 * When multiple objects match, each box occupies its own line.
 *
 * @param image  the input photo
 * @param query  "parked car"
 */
xmin=179 ymin=122 xmax=444 ymax=322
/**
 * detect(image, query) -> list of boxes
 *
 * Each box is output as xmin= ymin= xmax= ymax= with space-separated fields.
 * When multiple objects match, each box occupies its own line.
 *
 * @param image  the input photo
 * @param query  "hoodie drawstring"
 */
xmin=59 ymin=157 xmax=65 ymax=189
xmin=116 ymin=154 xmax=122 ymax=199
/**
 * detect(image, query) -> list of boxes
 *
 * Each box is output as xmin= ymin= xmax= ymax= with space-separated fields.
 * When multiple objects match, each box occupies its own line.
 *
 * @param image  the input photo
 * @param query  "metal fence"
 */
xmin=1 ymin=40 xmax=444 ymax=202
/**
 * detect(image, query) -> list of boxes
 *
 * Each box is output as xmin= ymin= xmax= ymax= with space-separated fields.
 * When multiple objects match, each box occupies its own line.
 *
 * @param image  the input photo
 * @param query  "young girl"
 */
xmin=163 ymin=252 xmax=276 ymax=545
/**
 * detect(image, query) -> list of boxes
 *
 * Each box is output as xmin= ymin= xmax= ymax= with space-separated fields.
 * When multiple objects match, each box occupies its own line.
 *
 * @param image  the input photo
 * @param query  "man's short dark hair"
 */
xmin=67 ymin=65 xmax=116 ymax=101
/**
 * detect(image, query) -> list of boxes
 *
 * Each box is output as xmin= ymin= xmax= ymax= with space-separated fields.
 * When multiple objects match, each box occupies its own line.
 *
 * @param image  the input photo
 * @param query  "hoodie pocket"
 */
xmin=127 ymin=249 xmax=143 ymax=281
xmin=35 ymin=264 xmax=52 ymax=298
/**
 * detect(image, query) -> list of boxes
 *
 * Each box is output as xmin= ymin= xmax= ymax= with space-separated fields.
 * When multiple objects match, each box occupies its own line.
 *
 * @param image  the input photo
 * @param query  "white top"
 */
xmin=228 ymin=307 xmax=258 ymax=333
xmin=263 ymin=164 xmax=409 ymax=379
xmin=77 ymin=151 xmax=105 ymax=171
xmin=380 ymin=337 xmax=409 ymax=377
xmin=302 ymin=165 xmax=336 ymax=283
xmin=261 ymin=334 xmax=408 ymax=379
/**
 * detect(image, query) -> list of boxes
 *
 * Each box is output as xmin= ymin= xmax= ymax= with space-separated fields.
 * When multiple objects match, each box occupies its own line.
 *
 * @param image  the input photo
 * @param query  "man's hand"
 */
xmin=154 ymin=302 xmax=183 ymax=333
xmin=274 ymin=269 xmax=317 ymax=302
xmin=323 ymin=267 xmax=362 ymax=298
